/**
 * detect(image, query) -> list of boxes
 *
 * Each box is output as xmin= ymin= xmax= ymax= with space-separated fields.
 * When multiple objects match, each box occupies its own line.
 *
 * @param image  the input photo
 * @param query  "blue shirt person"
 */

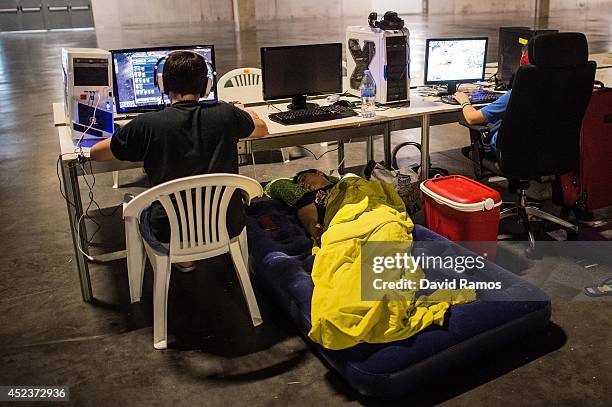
xmin=479 ymin=90 xmax=512 ymax=151
xmin=453 ymin=90 xmax=512 ymax=152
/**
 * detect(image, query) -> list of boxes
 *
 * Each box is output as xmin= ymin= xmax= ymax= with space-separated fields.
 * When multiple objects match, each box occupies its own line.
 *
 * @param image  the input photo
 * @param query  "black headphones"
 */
xmin=153 ymin=51 xmax=212 ymax=97
xmin=368 ymin=11 xmax=405 ymax=31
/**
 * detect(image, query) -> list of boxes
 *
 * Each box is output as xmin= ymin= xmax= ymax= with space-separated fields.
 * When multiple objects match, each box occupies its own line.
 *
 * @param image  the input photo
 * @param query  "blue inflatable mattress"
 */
xmin=245 ymin=199 xmax=551 ymax=398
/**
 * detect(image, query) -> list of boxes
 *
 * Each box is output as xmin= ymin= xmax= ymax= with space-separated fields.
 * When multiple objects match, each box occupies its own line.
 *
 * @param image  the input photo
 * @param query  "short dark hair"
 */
xmin=293 ymin=169 xmax=329 ymax=184
xmin=163 ymin=51 xmax=208 ymax=96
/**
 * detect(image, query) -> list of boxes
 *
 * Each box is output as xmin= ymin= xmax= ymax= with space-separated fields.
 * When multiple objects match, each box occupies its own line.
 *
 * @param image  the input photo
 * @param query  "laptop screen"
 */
xmin=111 ymin=45 xmax=217 ymax=114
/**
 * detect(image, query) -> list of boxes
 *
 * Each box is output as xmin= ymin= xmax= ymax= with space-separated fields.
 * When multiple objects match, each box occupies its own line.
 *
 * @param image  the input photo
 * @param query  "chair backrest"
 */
xmin=124 ymin=174 xmax=263 ymax=257
xmin=497 ymin=32 xmax=596 ymax=179
xmin=218 ymin=68 xmax=262 ymax=88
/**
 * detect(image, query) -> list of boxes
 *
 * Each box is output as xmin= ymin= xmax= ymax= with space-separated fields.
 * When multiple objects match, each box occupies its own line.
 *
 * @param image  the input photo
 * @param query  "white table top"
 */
xmin=243 ymin=93 xmax=464 ymax=141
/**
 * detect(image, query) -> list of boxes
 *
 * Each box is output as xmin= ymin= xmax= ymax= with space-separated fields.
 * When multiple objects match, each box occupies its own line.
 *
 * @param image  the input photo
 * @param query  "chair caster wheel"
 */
xmin=525 ymin=247 xmax=542 ymax=260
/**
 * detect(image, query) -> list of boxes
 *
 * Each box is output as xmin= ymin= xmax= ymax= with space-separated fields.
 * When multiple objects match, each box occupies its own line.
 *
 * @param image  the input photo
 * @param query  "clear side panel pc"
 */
xmin=61 ymin=48 xmax=114 ymax=140
xmin=346 ymin=26 xmax=410 ymax=104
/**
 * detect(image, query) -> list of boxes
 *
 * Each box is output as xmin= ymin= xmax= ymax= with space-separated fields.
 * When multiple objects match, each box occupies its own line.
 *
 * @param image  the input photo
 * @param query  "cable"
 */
xmin=299 ymin=145 xmax=341 ymax=160
xmin=57 ymin=155 xmax=122 ymax=262
xmin=57 ymin=88 xmax=118 ymax=262
xmin=266 ymin=102 xmax=282 ymax=112
xmin=75 ymin=91 xmax=101 ymax=153
xmin=297 ymin=139 xmax=353 ymax=175
xmin=76 ymin=213 xmax=94 ymax=262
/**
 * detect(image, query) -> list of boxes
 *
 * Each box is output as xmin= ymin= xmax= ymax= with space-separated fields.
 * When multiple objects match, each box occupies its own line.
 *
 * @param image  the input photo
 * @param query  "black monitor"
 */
xmin=424 ymin=37 xmax=488 ymax=95
xmin=261 ymin=43 xmax=342 ymax=110
xmin=497 ymin=27 xmax=558 ymax=88
xmin=111 ymin=45 xmax=217 ymax=114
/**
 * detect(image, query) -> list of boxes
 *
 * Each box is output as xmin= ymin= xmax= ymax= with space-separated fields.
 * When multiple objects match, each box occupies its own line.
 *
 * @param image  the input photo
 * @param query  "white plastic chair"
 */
xmin=218 ymin=67 xmax=262 ymax=88
xmin=123 ymin=173 xmax=263 ymax=350
xmin=218 ymin=67 xmax=290 ymax=163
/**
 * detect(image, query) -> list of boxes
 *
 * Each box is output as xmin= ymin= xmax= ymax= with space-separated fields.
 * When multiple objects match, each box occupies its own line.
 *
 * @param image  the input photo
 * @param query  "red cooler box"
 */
xmin=420 ymin=175 xmax=501 ymax=258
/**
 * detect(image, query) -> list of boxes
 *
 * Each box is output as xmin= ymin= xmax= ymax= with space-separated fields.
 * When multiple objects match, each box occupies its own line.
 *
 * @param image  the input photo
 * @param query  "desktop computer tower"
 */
xmin=497 ymin=27 xmax=558 ymax=87
xmin=61 ymin=48 xmax=114 ymax=140
xmin=346 ymin=26 xmax=410 ymax=104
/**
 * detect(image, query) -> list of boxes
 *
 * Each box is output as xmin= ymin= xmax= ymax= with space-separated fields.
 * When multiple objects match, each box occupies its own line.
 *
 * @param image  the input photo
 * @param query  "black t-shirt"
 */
xmin=111 ymin=101 xmax=255 ymax=242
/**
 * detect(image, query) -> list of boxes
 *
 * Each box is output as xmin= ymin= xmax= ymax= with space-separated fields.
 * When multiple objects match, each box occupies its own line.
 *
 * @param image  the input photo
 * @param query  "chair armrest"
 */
xmin=458 ymin=118 xmax=489 ymax=133
xmin=123 ymin=193 xmax=135 ymax=204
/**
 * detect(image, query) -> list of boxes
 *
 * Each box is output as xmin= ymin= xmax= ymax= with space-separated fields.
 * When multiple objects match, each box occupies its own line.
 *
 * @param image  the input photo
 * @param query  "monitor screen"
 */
xmin=498 ymin=28 xmax=532 ymax=83
xmin=498 ymin=28 xmax=557 ymax=84
xmin=261 ymin=43 xmax=342 ymax=101
xmin=111 ymin=45 xmax=217 ymax=114
xmin=424 ymin=38 xmax=488 ymax=84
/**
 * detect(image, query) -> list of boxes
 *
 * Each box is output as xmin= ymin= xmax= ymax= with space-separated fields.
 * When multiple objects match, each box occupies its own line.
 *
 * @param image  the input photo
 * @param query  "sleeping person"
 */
xmin=265 ymin=170 xmax=475 ymax=350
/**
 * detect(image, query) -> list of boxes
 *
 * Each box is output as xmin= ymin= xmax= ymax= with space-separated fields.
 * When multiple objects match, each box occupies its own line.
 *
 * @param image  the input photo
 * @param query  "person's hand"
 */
xmin=453 ymin=92 xmax=471 ymax=105
xmin=232 ymin=100 xmax=245 ymax=110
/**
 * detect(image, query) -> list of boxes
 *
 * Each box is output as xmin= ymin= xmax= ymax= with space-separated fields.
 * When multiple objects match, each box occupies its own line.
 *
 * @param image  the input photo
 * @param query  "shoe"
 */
xmin=461 ymin=146 xmax=474 ymax=160
xmin=584 ymin=278 xmax=612 ymax=297
xmin=461 ymin=146 xmax=495 ymax=162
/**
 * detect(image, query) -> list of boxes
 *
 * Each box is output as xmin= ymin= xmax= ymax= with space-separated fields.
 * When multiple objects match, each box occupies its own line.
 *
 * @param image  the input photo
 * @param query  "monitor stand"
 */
xmin=436 ymin=82 xmax=458 ymax=96
xmin=287 ymin=95 xmax=319 ymax=110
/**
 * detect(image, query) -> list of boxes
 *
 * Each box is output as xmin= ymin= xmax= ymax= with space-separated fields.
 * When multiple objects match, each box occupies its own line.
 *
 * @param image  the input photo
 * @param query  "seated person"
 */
xmin=91 ymin=51 xmax=268 ymax=271
xmin=453 ymin=44 xmax=530 ymax=157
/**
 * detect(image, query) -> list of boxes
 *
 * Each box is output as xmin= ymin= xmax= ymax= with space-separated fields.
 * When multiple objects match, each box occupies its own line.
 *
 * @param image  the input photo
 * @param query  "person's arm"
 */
xmin=297 ymin=203 xmax=323 ymax=245
xmin=233 ymin=102 xmax=268 ymax=139
xmin=91 ymin=119 xmax=149 ymax=162
xmin=244 ymin=108 xmax=269 ymax=138
xmin=90 ymin=137 xmax=116 ymax=161
xmin=453 ymin=92 xmax=487 ymax=125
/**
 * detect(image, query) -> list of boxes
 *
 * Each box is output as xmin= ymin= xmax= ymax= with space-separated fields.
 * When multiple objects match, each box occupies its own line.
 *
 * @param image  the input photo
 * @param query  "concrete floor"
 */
xmin=0 ymin=7 xmax=611 ymax=406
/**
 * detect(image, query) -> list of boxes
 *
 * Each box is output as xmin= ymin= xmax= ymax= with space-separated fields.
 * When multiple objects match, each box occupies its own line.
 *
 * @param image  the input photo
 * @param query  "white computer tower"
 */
xmin=61 ymin=48 xmax=114 ymax=140
xmin=346 ymin=26 xmax=410 ymax=104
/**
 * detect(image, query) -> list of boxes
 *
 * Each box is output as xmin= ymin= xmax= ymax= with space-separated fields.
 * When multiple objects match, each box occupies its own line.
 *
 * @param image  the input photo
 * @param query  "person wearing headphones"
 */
xmin=91 ymin=50 xmax=268 ymax=272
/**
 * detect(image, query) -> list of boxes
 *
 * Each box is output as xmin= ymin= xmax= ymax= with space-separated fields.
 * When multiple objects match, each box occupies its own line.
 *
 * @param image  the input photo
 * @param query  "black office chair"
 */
xmin=462 ymin=33 xmax=596 ymax=253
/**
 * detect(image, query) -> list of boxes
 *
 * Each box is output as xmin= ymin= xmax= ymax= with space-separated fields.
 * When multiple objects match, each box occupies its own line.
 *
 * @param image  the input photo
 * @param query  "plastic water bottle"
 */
xmin=360 ymin=70 xmax=376 ymax=118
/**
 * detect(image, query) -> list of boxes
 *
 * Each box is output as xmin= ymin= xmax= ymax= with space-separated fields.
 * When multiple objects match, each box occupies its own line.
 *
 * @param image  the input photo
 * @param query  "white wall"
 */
xmin=92 ymin=0 xmax=612 ymax=27
xmin=550 ymin=0 xmax=612 ymax=9
xmin=428 ymin=0 xmax=612 ymax=14
xmin=372 ymin=0 xmax=421 ymax=14
xmin=93 ymin=0 xmax=375 ymax=27
xmin=92 ymin=0 xmax=233 ymax=28
xmin=254 ymin=0 xmax=372 ymax=20
xmin=428 ymin=0 xmax=533 ymax=15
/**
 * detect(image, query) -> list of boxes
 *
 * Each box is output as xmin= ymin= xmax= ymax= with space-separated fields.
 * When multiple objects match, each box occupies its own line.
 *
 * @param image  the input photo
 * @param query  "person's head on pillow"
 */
xmin=293 ymin=169 xmax=334 ymax=191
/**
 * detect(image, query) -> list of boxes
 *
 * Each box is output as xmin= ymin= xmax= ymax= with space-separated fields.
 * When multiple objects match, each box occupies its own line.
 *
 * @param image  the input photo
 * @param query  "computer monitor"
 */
xmin=497 ymin=27 xmax=558 ymax=88
xmin=111 ymin=45 xmax=217 ymax=114
xmin=261 ymin=43 xmax=342 ymax=110
xmin=424 ymin=37 xmax=488 ymax=95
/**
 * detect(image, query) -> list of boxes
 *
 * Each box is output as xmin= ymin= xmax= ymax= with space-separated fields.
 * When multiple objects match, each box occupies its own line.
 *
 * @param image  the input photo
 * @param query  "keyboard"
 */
xmin=269 ymin=105 xmax=358 ymax=125
xmin=440 ymin=91 xmax=504 ymax=105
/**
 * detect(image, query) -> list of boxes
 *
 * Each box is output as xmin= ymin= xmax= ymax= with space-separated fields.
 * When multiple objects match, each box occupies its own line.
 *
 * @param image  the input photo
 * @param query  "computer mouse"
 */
xmin=333 ymin=100 xmax=356 ymax=109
